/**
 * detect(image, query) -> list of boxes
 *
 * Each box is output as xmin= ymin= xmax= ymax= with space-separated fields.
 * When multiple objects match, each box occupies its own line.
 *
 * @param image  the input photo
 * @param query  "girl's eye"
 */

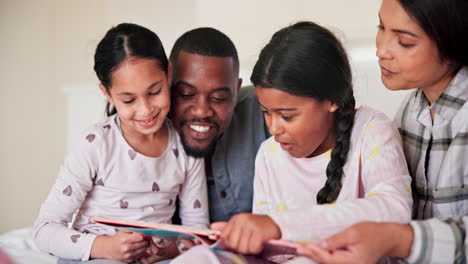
xmin=123 ymin=99 xmax=135 ymax=104
xmin=261 ymin=110 xmax=270 ymax=116
xmin=282 ymin=116 xmax=293 ymax=121
xmin=377 ymin=25 xmax=384 ymax=30
xmin=149 ymin=89 xmax=161 ymax=96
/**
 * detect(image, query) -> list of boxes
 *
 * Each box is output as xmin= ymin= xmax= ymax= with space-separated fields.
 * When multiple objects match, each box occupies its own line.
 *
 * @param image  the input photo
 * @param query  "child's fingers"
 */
xmin=126 ymin=232 xmax=147 ymax=242
xmin=128 ymin=246 xmax=150 ymax=260
xmin=129 ymin=240 xmax=150 ymax=251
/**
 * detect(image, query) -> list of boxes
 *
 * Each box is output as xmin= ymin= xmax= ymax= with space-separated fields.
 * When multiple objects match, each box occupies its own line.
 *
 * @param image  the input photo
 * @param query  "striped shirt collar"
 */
xmin=410 ymin=67 xmax=468 ymax=123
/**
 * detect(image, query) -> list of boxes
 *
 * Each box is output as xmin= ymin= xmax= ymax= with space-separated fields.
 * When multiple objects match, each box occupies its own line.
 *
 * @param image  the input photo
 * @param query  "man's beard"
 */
xmin=179 ymin=132 xmax=217 ymax=158
xmin=178 ymin=118 xmax=220 ymax=158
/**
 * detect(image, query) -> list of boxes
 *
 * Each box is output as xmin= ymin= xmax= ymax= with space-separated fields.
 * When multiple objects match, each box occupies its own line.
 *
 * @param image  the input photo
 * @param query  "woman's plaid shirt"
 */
xmin=395 ymin=67 xmax=468 ymax=220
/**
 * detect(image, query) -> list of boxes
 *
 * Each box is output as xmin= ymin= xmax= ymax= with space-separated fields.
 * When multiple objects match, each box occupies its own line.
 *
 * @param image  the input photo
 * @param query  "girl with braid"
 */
xmin=172 ymin=21 xmax=412 ymax=264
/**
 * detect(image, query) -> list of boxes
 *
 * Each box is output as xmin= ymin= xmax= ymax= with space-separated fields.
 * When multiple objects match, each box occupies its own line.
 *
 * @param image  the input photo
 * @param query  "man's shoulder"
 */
xmin=237 ymin=85 xmax=256 ymax=103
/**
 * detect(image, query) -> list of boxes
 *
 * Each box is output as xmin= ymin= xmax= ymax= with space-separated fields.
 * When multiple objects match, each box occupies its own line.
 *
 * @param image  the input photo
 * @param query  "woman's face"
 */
xmin=376 ymin=0 xmax=454 ymax=91
xmin=255 ymin=86 xmax=337 ymax=158
xmin=100 ymin=58 xmax=170 ymax=138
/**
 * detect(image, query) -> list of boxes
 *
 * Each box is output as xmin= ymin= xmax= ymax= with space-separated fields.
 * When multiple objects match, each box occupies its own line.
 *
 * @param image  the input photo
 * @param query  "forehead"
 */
xmin=255 ymin=86 xmax=322 ymax=109
xmin=174 ymin=51 xmax=237 ymax=92
xmin=380 ymin=0 xmax=423 ymax=34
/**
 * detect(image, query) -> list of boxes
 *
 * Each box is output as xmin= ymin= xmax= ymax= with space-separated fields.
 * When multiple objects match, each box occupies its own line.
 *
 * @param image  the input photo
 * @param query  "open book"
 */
xmin=92 ymin=217 xmax=299 ymax=259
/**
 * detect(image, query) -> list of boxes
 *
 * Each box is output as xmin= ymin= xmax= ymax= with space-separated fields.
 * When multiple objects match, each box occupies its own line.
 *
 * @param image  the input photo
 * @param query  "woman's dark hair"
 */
xmin=93 ymin=23 xmax=168 ymax=116
xmin=398 ymin=0 xmax=468 ymax=67
xmin=251 ymin=21 xmax=356 ymax=204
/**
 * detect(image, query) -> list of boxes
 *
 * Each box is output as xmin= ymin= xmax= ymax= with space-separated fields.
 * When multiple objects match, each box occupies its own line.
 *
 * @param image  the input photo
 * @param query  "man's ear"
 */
xmin=99 ymin=84 xmax=113 ymax=104
xmin=237 ymin=78 xmax=242 ymax=92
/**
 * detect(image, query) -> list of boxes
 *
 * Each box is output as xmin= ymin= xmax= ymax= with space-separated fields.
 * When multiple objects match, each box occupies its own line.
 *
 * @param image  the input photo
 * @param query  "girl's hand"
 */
xmin=211 ymin=213 xmax=281 ymax=255
xmin=90 ymin=230 xmax=149 ymax=262
xmin=138 ymin=238 xmax=180 ymax=264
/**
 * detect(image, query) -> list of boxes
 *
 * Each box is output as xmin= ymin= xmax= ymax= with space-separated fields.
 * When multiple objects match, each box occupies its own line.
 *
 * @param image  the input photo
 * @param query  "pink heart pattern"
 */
xmin=152 ymin=182 xmax=160 ymax=192
xmin=95 ymin=179 xmax=104 ymax=186
xmin=168 ymin=199 xmax=173 ymax=206
xmin=128 ymin=149 xmax=136 ymax=160
xmin=120 ymin=200 xmax=128 ymax=209
xmin=62 ymin=185 xmax=72 ymax=196
xmin=103 ymin=124 xmax=111 ymax=129
xmin=193 ymin=199 xmax=201 ymax=208
xmin=85 ymin=134 xmax=95 ymax=142
xmin=70 ymin=234 xmax=80 ymax=243
xmin=173 ymin=149 xmax=179 ymax=158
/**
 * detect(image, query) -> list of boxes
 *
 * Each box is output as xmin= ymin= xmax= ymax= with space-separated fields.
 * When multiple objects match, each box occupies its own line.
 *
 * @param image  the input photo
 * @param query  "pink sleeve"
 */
xmin=32 ymin=130 xmax=99 ymax=260
xmin=270 ymin=114 xmax=412 ymax=242
xmin=178 ymin=156 xmax=210 ymax=228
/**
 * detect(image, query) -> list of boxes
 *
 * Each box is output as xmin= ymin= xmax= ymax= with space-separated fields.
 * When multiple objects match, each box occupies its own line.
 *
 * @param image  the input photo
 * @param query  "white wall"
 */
xmin=0 ymin=0 xmax=407 ymax=233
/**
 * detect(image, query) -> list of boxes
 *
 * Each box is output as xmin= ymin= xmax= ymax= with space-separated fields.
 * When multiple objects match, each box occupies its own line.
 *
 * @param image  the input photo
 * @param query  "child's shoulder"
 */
xmin=166 ymin=120 xmax=199 ymax=163
xmin=72 ymin=115 xmax=118 ymax=150
xmin=354 ymin=106 xmax=393 ymax=129
xmin=352 ymin=106 xmax=398 ymax=141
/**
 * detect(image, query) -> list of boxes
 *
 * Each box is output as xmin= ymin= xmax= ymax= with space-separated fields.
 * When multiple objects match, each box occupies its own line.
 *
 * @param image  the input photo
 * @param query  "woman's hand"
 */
xmin=296 ymin=222 xmax=414 ymax=264
xmin=90 ymin=230 xmax=149 ymax=263
xmin=211 ymin=213 xmax=281 ymax=255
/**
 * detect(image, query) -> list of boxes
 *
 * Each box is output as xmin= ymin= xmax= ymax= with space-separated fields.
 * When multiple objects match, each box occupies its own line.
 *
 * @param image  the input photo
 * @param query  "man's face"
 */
xmin=170 ymin=51 xmax=241 ymax=157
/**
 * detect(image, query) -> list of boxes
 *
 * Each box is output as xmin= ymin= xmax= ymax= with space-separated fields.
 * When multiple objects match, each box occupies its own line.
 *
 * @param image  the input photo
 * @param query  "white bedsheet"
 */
xmin=0 ymin=227 xmax=57 ymax=264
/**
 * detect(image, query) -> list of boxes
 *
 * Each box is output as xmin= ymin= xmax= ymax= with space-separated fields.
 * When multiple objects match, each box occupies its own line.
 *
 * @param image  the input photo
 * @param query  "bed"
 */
xmin=0 ymin=227 xmax=57 ymax=264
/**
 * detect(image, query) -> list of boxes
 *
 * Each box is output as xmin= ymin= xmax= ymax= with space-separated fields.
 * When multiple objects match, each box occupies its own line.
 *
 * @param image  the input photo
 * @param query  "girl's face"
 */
xmin=256 ymin=86 xmax=337 ymax=158
xmin=100 ymin=58 xmax=170 ymax=138
xmin=376 ymin=0 xmax=454 ymax=91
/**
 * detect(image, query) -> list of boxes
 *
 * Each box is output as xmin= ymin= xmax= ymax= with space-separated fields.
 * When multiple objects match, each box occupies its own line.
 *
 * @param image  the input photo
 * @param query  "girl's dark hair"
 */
xmin=251 ymin=21 xmax=356 ymax=204
xmin=93 ymin=23 xmax=168 ymax=116
xmin=398 ymin=0 xmax=468 ymax=67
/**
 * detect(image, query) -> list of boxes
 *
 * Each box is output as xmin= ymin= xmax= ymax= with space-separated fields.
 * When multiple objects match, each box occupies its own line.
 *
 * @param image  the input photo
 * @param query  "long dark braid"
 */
xmin=251 ymin=21 xmax=356 ymax=204
xmin=317 ymin=89 xmax=355 ymax=204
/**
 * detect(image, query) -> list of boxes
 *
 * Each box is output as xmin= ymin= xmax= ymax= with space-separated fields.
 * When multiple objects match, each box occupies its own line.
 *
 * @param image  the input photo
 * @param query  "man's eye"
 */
xmin=211 ymin=96 xmax=227 ymax=102
xmin=180 ymin=94 xmax=194 ymax=99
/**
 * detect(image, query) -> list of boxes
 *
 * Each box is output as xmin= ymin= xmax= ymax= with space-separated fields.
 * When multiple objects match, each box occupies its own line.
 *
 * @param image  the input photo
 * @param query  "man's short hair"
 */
xmin=169 ymin=27 xmax=239 ymax=75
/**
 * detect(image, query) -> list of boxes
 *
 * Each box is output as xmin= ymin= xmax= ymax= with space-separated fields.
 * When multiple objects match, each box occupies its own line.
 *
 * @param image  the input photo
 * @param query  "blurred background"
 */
xmin=0 ymin=0 xmax=410 ymax=233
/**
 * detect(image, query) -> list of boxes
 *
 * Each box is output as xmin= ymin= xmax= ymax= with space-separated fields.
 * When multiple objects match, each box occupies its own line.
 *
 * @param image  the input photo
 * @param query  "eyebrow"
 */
xmin=173 ymin=80 xmax=232 ymax=93
xmin=259 ymin=102 xmax=296 ymax=111
xmin=379 ymin=15 xmax=419 ymax=38
xmin=116 ymin=81 xmax=162 ymax=96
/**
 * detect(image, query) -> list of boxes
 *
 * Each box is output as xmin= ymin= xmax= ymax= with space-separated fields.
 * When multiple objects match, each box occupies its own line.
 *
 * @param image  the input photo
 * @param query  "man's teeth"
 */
xmin=190 ymin=125 xmax=210 ymax=133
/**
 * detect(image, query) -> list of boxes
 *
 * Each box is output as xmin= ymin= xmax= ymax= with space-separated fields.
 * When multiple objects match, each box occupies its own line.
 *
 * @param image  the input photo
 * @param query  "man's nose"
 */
xmin=191 ymin=97 xmax=214 ymax=118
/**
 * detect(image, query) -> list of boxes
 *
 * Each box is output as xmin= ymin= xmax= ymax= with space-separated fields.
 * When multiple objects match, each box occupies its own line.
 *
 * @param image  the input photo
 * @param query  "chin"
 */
xmin=180 ymin=137 xmax=217 ymax=158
